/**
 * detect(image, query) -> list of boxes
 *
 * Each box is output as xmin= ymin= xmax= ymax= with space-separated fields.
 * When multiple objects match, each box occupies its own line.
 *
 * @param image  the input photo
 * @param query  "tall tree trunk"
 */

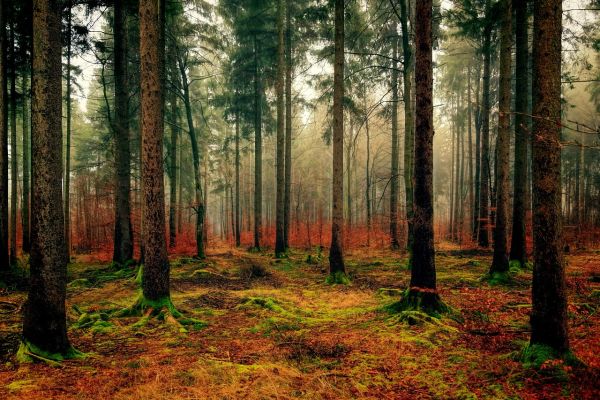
xmin=168 ymin=40 xmax=178 ymax=249
xmin=390 ymin=32 xmax=400 ymax=249
xmin=467 ymin=65 xmax=474 ymax=241
xmin=63 ymin=1 xmax=72 ymax=263
xmin=22 ymin=68 xmax=30 ymax=253
xmin=9 ymin=22 xmax=17 ymax=266
xmin=113 ymin=0 xmax=134 ymax=264
xmin=450 ymin=98 xmax=455 ymax=239
xmin=275 ymin=0 xmax=285 ymax=256
xmin=530 ymin=0 xmax=569 ymax=354
xmin=478 ymin=0 xmax=492 ymax=248
xmin=0 ymin=0 xmax=8 ymax=270
xmin=283 ymin=0 xmax=292 ymax=250
xmin=407 ymin=0 xmax=443 ymax=309
xmin=346 ymin=120 xmax=352 ymax=230
xmin=490 ymin=0 xmax=512 ymax=274
xmin=22 ymin=0 xmax=70 ymax=355
xmin=140 ymin=0 xmax=170 ymax=300
xmin=178 ymin=55 xmax=205 ymax=259
xmin=510 ymin=0 xmax=529 ymax=265
xmin=458 ymin=94 xmax=465 ymax=243
xmin=235 ymin=111 xmax=241 ymax=247
xmin=473 ymin=60 xmax=482 ymax=241
xmin=399 ymin=0 xmax=414 ymax=253
xmin=365 ymin=87 xmax=372 ymax=246
xmin=329 ymin=0 xmax=345 ymax=276
xmin=253 ymin=35 xmax=262 ymax=250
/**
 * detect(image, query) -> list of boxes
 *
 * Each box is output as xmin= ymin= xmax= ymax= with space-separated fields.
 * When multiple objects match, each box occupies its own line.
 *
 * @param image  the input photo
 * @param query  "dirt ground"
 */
xmin=0 ymin=246 xmax=599 ymax=399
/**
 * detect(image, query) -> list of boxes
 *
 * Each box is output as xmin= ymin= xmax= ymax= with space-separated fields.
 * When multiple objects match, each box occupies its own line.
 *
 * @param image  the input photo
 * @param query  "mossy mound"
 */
xmin=521 ymin=343 xmax=582 ymax=372
xmin=16 ymin=340 xmax=85 ymax=366
xmin=325 ymin=271 xmax=350 ymax=285
xmin=385 ymin=288 xmax=450 ymax=318
xmin=376 ymin=288 xmax=404 ymax=297
xmin=73 ymin=311 xmax=115 ymax=334
xmin=115 ymin=295 xmax=206 ymax=333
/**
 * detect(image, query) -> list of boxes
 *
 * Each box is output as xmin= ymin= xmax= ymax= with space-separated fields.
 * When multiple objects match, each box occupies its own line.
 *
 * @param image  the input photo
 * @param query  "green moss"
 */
xmin=509 ymin=260 xmax=523 ymax=273
xmin=521 ymin=343 xmax=581 ymax=370
xmin=239 ymin=297 xmax=286 ymax=313
xmin=376 ymin=288 xmax=404 ymax=297
xmin=16 ymin=340 xmax=86 ymax=365
xmin=325 ymin=271 xmax=350 ymax=285
xmin=134 ymin=265 xmax=143 ymax=284
xmin=68 ymin=278 xmax=91 ymax=288
xmin=73 ymin=311 xmax=115 ymax=334
xmin=384 ymin=288 xmax=450 ymax=317
xmin=484 ymin=271 xmax=513 ymax=286
xmin=6 ymin=379 xmax=36 ymax=392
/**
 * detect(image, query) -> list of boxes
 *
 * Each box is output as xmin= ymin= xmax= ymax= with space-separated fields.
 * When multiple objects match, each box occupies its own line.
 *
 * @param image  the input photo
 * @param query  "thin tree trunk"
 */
xmin=235 ymin=111 xmax=241 ymax=246
xmin=253 ymin=35 xmax=262 ymax=250
xmin=399 ymin=0 xmax=414 ymax=253
xmin=450 ymin=98 xmax=455 ymax=239
xmin=329 ymin=0 xmax=345 ymax=276
xmin=168 ymin=40 xmax=178 ymax=249
xmin=0 ymin=0 xmax=8 ymax=269
xmin=22 ymin=0 xmax=70 ymax=355
xmin=510 ymin=0 xmax=529 ymax=265
xmin=478 ymin=0 xmax=492 ymax=248
xmin=9 ymin=23 xmax=17 ymax=266
xmin=530 ymin=0 xmax=569 ymax=354
xmin=140 ymin=0 xmax=170 ymax=300
xmin=283 ymin=0 xmax=292 ymax=250
xmin=473 ymin=59 xmax=482 ymax=242
xmin=275 ymin=0 xmax=285 ymax=256
xmin=490 ymin=0 xmax=512 ymax=274
xmin=113 ymin=0 xmax=134 ymax=264
xmin=467 ymin=65 xmax=474 ymax=242
xmin=22 ymin=68 xmax=30 ymax=253
xmin=390 ymin=32 xmax=400 ymax=249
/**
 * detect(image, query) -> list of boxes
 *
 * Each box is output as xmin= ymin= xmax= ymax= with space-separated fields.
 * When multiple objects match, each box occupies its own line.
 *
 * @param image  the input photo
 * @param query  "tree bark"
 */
xmin=113 ymin=0 xmax=134 ymax=264
xmin=235 ymin=111 xmax=241 ymax=246
xmin=275 ymin=0 xmax=285 ymax=256
xmin=168 ymin=36 xmax=178 ymax=249
xmin=140 ymin=0 xmax=170 ymax=300
xmin=510 ymin=0 xmax=529 ymax=265
xmin=530 ymin=0 xmax=569 ymax=354
xmin=478 ymin=0 xmax=492 ymax=248
xmin=22 ymin=0 xmax=70 ymax=354
xmin=329 ymin=0 xmax=345 ymax=275
xmin=9 ymin=22 xmax=17 ymax=266
xmin=22 ymin=68 xmax=30 ymax=253
xmin=0 ymin=0 xmax=8 ymax=270
xmin=283 ymin=0 xmax=292 ymax=250
xmin=490 ymin=0 xmax=512 ymax=274
xmin=253 ymin=35 xmax=262 ymax=250
xmin=390 ymin=32 xmax=400 ymax=249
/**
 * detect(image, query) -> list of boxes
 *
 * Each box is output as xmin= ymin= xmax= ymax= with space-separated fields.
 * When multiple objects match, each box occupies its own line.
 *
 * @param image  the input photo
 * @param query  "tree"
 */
xmin=328 ymin=0 xmax=346 ymax=281
xmin=0 ymin=0 xmax=8 ymax=271
xmin=489 ymin=0 xmax=511 ymax=275
xmin=9 ymin=17 xmax=18 ymax=267
xmin=139 ymin=0 xmax=170 ymax=302
xmin=527 ymin=0 xmax=571 ymax=362
xmin=389 ymin=28 xmax=400 ymax=250
xmin=275 ymin=0 xmax=285 ymax=257
xmin=509 ymin=0 xmax=529 ymax=266
xmin=20 ymin=0 xmax=75 ymax=361
xmin=113 ymin=0 xmax=134 ymax=264
xmin=283 ymin=0 xmax=292 ymax=250
xmin=399 ymin=0 xmax=445 ymax=312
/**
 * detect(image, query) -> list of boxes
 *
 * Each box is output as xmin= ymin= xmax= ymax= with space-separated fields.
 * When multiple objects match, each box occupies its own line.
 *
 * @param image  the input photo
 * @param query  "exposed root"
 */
xmin=16 ymin=340 xmax=85 ymax=366
xmin=114 ymin=295 xmax=206 ymax=333
xmin=521 ymin=343 xmax=583 ymax=371
xmin=325 ymin=271 xmax=350 ymax=285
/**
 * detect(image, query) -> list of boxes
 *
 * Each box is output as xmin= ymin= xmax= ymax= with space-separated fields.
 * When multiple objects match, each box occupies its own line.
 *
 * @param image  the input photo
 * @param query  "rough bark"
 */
xmin=410 ymin=0 xmax=439 ymax=302
xmin=253 ymin=36 xmax=262 ymax=250
xmin=140 ymin=0 xmax=170 ymax=300
xmin=22 ymin=0 xmax=70 ymax=353
xmin=113 ymin=0 xmax=134 ymax=264
xmin=9 ymin=23 xmax=17 ymax=266
xmin=22 ymin=68 xmax=30 ymax=253
xmin=235 ymin=111 xmax=241 ymax=247
xmin=510 ymin=0 xmax=529 ymax=265
xmin=490 ymin=0 xmax=512 ymax=274
xmin=329 ymin=0 xmax=345 ymax=275
xmin=467 ymin=65 xmax=474 ymax=240
xmin=530 ymin=0 xmax=569 ymax=353
xmin=275 ymin=0 xmax=285 ymax=257
xmin=168 ymin=38 xmax=178 ymax=249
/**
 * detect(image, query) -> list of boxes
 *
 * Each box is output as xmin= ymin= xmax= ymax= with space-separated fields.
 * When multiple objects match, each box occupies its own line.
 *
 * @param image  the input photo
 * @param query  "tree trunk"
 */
xmin=22 ymin=68 xmax=30 ymax=253
xmin=450 ymin=98 xmax=455 ymax=239
xmin=140 ymin=0 xmax=170 ymax=300
xmin=399 ymin=0 xmax=414 ymax=253
xmin=235 ymin=111 xmax=241 ymax=247
xmin=473 ymin=60 xmax=482 ymax=242
xmin=275 ymin=0 xmax=285 ymax=256
xmin=390 ymin=32 xmax=400 ymax=249
xmin=478 ymin=0 xmax=492 ymax=248
xmin=22 ymin=0 xmax=70 ymax=354
xmin=490 ymin=0 xmax=512 ymax=274
xmin=329 ymin=0 xmax=345 ymax=276
xmin=510 ymin=0 xmax=529 ymax=265
xmin=113 ymin=0 xmax=134 ymax=264
xmin=9 ymin=22 xmax=17 ymax=266
xmin=283 ymin=0 xmax=292 ymax=250
xmin=178 ymin=55 xmax=205 ymax=259
xmin=253 ymin=35 xmax=262 ymax=250
xmin=530 ymin=0 xmax=569 ymax=354
xmin=408 ymin=0 xmax=442 ymax=309
xmin=467 ymin=65 xmax=474 ymax=242
xmin=0 ymin=0 xmax=8 ymax=270
xmin=168 ymin=39 xmax=178 ymax=249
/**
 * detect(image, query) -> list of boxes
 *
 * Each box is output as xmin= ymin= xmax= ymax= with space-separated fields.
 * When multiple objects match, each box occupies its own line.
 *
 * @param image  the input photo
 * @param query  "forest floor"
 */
xmin=0 ymin=245 xmax=599 ymax=399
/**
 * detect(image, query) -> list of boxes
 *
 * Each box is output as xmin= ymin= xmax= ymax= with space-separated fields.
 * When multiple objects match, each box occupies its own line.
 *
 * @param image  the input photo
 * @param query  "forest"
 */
xmin=0 ymin=0 xmax=599 ymax=398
